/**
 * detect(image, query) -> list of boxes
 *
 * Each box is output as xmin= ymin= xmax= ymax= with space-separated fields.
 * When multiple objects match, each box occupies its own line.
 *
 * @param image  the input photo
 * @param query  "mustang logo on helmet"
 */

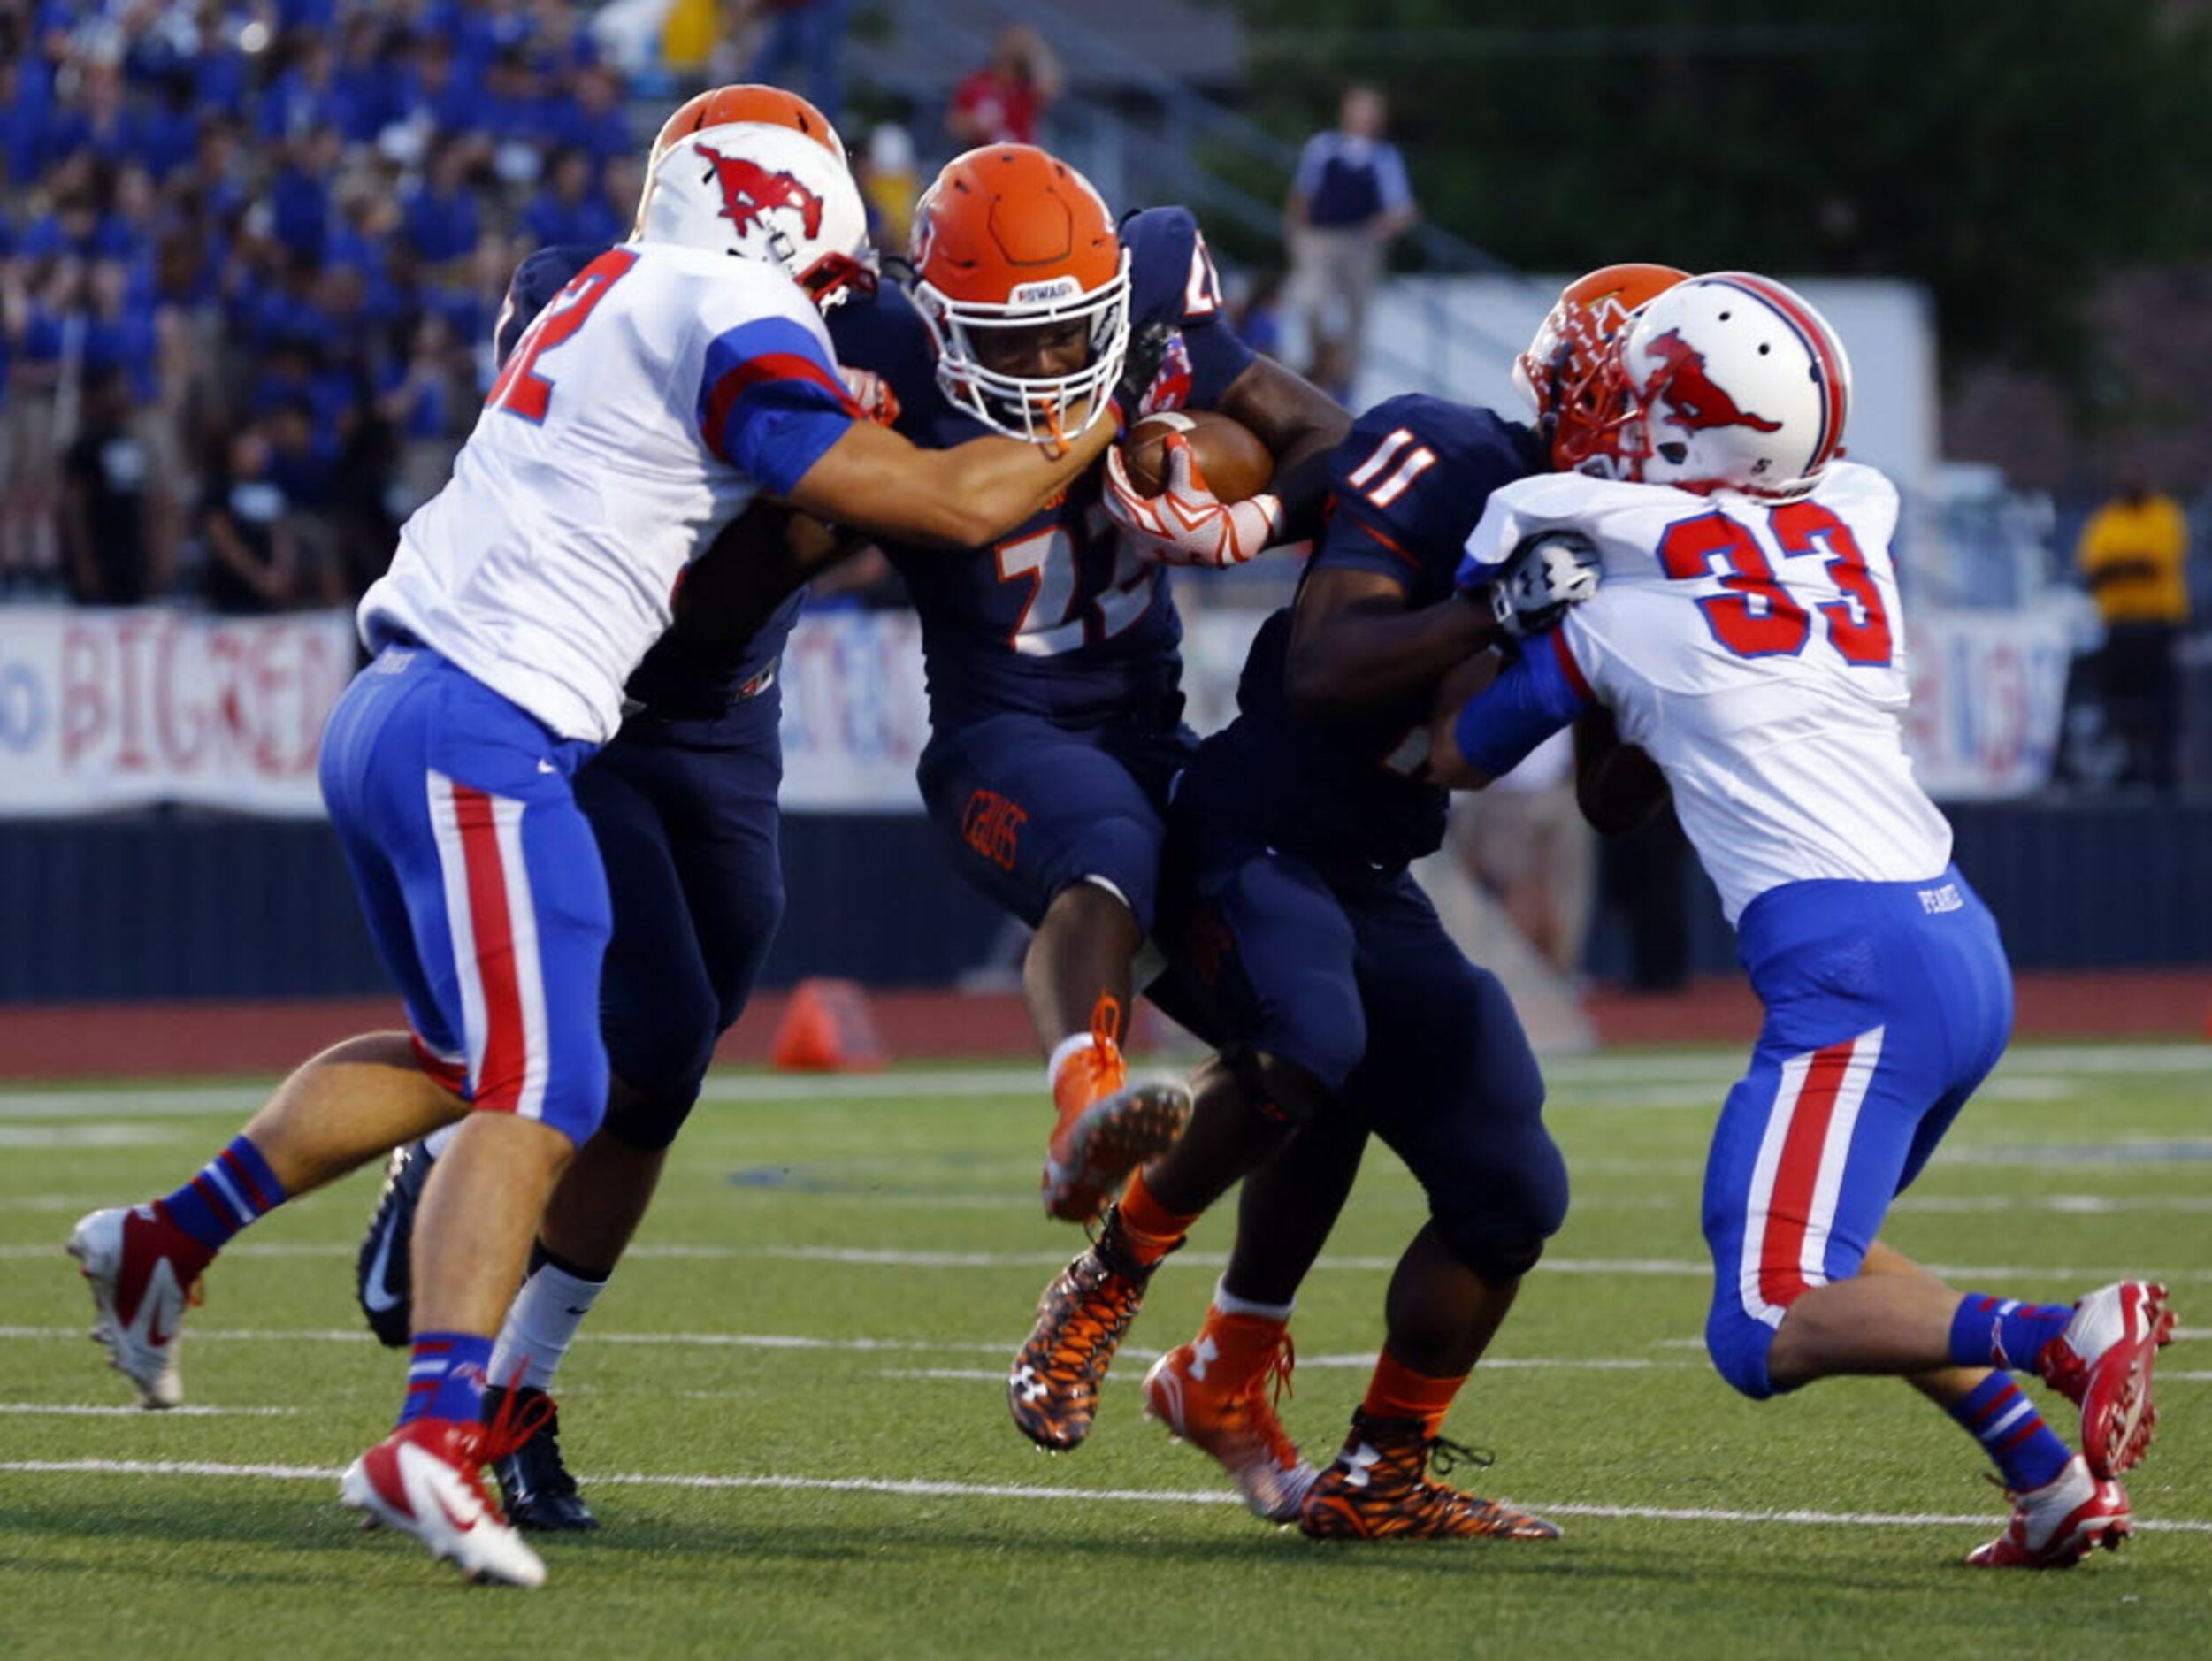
xmin=695 ymin=143 xmax=826 ymax=241
xmin=1643 ymin=329 xmax=1783 ymax=435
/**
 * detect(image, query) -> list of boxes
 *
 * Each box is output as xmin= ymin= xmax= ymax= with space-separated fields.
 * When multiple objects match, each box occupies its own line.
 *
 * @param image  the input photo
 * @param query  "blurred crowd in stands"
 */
xmin=0 ymin=0 xmax=666 ymax=614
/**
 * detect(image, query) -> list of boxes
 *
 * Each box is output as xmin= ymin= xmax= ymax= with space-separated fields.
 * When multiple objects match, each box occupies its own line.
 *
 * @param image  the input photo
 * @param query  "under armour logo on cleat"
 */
xmin=1012 ymin=1365 xmax=1049 ymax=1404
xmin=1341 ymin=1443 xmax=1383 ymax=1490
xmin=1189 ymin=1336 xmax=1219 ymax=1382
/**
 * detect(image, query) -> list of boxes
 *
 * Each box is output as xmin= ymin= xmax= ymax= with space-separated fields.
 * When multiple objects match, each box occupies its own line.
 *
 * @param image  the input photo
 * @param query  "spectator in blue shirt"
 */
xmin=478 ymin=48 xmax=552 ymax=186
xmin=138 ymin=80 xmax=202 ymax=180
xmin=260 ymin=41 xmax=341 ymax=142
xmin=522 ymin=149 xmax=616 ymax=250
xmin=400 ymin=147 xmax=481 ymax=272
xmin=190 ymin=29 xmax=253 ymax=118
xmin=1283 ymin=83 xmax=1418 ymax=400
xmin=0 ymin=55 xmax=47 ymax=186
xmin=546 ymin=64 xmax=631 ymax=171
xmin=266 ymin=126 xmax=342 ymax=265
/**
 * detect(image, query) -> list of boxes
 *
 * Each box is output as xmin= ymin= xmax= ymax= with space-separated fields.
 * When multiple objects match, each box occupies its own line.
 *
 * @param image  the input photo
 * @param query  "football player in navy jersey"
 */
xmin=1006 ymin=267 xmax=1688 ymax=1539
xmin=825 ymin=145 xmax=1351 ymax=1226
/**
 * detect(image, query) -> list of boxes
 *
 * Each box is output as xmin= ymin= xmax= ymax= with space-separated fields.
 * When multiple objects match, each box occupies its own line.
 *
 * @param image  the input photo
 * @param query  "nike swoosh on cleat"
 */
xmin=362 ymin=1225 xmax=402 ymax=1314
xmin=142 ymin=1260 xmax=182 ymax=1347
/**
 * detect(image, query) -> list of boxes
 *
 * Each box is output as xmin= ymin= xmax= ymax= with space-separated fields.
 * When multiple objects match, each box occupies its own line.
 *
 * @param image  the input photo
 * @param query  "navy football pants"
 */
xmin=1160 ymin=823 xmax=1568 ymax=1281
xmin=578 ymin=712 xmax=787 ymax=1151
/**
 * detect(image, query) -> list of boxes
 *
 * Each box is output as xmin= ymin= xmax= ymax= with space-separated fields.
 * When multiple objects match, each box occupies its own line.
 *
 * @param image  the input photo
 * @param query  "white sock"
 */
xmin=489 ymin=1259 xmax=608 ymax=1392
xmin=1045 ymin=1031 xmax=1100 ymax=1093
xmin=1213 ymin=1277 xmax=1296 ymax=1325
xmin=422 ymin=1122 xmax=463 ymax=1160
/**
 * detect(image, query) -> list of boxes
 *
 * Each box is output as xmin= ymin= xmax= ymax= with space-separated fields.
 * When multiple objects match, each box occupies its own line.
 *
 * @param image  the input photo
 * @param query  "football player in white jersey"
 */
xmin=65 ymin=113 xmax=1131 ymax=1588
xmin=1430 ymin=272 xmax=2176 ymax=1569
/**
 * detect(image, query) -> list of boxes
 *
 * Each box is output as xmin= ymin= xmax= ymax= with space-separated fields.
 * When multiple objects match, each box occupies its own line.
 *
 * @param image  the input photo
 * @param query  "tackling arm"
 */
xmin=1284 ymin=566 xmax=1501 ymax=717
xmin=784 ymin=413 xmax=1115 ymax=548
xmin=1427 ymin=630 xmax=1595 ymax=791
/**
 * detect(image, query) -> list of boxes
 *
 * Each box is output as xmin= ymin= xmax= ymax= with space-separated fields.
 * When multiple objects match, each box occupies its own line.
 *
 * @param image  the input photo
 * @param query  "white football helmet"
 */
xmin=637 ymin=121 xmax=874 ymax=311
xmin=1611 ymin=272 xmax=1852 ymax=498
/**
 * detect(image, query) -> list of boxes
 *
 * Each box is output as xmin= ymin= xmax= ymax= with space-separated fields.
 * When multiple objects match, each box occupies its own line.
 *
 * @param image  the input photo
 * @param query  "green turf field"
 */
xmin=2 ymin=1044 xmax=2208 ymax=1658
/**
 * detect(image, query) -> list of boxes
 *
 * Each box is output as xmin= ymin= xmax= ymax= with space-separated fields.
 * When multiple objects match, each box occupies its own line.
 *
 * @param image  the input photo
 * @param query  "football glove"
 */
xmin=1103 ymin=433 xmax=1284 ymax=569
xmin=1109 ymin=319 xmax=1175 ymax=430
xmin=837 ymin=364 xmax=902 ymax=427
xmin=1470 ymin=529 xmax=1604 ymax=640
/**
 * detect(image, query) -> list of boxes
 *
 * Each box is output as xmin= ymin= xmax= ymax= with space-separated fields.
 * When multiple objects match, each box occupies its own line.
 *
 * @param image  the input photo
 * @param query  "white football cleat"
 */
xmin=2038 ymin=1282 xmax=2174 ymax=1480
xmin=66 ymin=1206 xmax=195 ymax=1409
xmin=340 ymin=1420 xmax=547 ymax=1588
xmin=1964 ymin=1455 xmax=2132 ymax=1569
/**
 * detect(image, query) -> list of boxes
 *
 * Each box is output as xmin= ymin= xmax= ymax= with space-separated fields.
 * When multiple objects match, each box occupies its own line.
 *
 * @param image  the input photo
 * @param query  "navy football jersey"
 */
xmin=829 ymin=207 xmax=1255 ymax=729
xmin=496 ymin=243 xmax=805 ymax=740
xmin=1183 ymin=395 xmax=1544 ymax=869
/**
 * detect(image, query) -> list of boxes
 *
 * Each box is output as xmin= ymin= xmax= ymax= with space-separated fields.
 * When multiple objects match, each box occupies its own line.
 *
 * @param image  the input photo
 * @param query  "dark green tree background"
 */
xmin=1231 ymin=0 xmax=2212 ymax=396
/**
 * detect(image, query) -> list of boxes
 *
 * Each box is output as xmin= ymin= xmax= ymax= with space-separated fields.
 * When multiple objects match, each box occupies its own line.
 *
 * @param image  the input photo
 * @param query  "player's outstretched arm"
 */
xmin=1428 ymin=631 xmax=1594 ymax=792
xmin=784 ymin=414 xmax=1116 ymax=548
xmin=1285 ymin=568 xmax=1503 ymax=716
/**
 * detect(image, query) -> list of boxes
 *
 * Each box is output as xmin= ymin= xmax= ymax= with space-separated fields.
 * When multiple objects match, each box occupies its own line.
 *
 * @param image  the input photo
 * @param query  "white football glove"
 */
xmin=1489 ymin=530 xmax=1603 ymax=640
xmin=1102 ymin=433 xmax=1284 ymax=570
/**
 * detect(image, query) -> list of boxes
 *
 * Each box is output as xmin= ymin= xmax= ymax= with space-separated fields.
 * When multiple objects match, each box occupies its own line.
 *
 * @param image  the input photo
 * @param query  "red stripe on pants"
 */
xmin=1756 ymin=1037 xmax=1857 ymax=1311
xmin=452 ymin=783 xmax=525 ymax=1114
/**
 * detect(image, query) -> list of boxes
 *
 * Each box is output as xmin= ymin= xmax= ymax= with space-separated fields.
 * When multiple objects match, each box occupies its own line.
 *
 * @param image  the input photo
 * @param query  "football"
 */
xmin=1119 ymin=409 xmax=1274 ymax=502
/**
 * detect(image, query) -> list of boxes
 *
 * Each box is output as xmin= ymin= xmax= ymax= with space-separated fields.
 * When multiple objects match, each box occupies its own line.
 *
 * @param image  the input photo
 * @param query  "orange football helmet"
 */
xmin=633 ymin=84 xmax=847 ymax=236
xmin=1513 ymin=264 xmax=1688 ymax=474
xmin=907 ymin=145 xmax=1131 ymax=444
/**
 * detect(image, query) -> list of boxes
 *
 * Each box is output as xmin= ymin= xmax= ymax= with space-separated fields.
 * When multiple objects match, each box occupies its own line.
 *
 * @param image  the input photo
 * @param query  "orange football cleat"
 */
xmin=1040 ymin=1004 xmax=1191 ymax=1224
xmin=1143 ymin=1316 xmax=1316 ymax=1523
xmin=1299 ymin=1411 xmax=1562 ymax=1542
xmin=1008 ymin=1218 xmax=1162 ymax=1451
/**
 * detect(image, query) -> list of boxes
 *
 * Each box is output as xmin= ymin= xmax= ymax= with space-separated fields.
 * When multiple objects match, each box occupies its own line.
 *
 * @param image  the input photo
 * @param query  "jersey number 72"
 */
xmin=1656 ymin=501 xmax=1893 ymax=667
xmin=486 ymin=249 xmax=640 ymax=424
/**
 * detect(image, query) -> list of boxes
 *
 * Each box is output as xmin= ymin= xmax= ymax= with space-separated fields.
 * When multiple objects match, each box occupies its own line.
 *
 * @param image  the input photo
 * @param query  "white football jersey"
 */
xmin=1466 ymin=461 xmax=1952 ymax=922
xmin=360 ymin=243 xmax=856 ymax=743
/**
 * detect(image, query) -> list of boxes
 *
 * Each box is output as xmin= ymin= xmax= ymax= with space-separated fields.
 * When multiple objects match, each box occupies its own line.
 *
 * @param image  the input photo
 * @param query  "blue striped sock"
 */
xmin=154 ymin=1136 xmax=288 ymax=1251
xmin=1948 ymin=1374 xmax=2072 ymax=1493
xmin=398 ymin=1332 xmax=495 ymax=1428
xmin=1948 ymin=1293 xmax=2075 ymax=1372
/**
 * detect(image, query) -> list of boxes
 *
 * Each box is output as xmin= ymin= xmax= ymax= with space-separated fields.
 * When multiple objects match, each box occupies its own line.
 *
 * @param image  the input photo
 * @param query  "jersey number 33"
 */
xmin=1657 ymin=500 xmax=1893 ymax=667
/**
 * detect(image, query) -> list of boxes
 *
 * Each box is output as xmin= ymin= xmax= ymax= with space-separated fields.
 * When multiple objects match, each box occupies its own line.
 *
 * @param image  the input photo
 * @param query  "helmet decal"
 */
xmin=695 ymin=142 xmax=827 ymax=241
xmin=1642 ymin=330 xmax=1784 ymax=436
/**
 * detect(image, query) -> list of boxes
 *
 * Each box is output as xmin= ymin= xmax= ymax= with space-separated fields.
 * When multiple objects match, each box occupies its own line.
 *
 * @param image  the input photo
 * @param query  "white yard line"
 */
xmin=883 ymin=1357 xmax=1690 ymax=1384
xmin=2 ymin=1039 xmax=2195 ymax=1121
xmin=2 ymin=1457 xmax=2207 ymax=1534
xmin=7 ymin=1241 xmax=2206 ymax=1282
xmin=0 ymin=1402 xmax=298 ymax=1416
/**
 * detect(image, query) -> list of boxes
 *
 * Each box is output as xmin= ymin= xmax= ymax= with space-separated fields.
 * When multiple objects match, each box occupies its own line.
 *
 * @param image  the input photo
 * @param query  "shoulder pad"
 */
xmin=1122 ymin=205 xmax=1220 ymax=330
xmin=495 ymin=242 xmax=607 ymax=364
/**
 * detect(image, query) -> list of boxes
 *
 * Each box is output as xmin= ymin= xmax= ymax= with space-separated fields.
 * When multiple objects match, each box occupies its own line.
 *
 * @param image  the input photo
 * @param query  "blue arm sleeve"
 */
xmin=1452 ymin=631 xmax=1594 ymax=780
xmin=695 ymin=316 xmax=863 ymax=496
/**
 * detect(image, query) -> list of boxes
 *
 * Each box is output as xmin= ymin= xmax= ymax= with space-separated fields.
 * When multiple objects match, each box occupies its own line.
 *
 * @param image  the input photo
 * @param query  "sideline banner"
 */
xmin=1901 ymin=603 xmax=2073 ymax=800
xmin=0 ymin=607 xmax=356 ymax=817
xmin=0 ymin=602 xmax=2067 ymax=817
xmin=777 ymin=608 xmax=930 ymax=812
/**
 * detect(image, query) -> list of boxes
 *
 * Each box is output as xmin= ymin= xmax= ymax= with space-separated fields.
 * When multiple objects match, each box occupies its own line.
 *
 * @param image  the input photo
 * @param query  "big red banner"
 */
xmin=0 ymin=608 xmax=357 ymax=816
